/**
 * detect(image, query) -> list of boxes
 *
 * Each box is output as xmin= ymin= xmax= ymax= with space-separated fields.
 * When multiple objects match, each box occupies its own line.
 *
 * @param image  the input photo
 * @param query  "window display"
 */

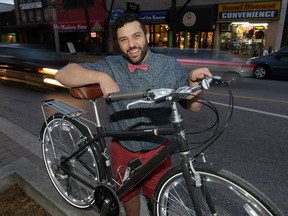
xmin=220 ymin=23 xmax=267 ymax=57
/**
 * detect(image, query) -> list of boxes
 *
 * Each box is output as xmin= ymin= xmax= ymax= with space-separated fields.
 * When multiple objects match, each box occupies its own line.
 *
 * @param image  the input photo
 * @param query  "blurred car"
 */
xmin=246 ymin=46 xmax=288 ymax=79
xmin=150 ymin=47 xmax=253 ymax=81
xmin=0 ymin=43 xmax=68 ymax=89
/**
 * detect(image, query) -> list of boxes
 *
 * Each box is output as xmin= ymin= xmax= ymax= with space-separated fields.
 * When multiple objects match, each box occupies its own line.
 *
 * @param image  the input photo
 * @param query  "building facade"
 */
xmin=12 ymin=0 xmax=106 ymax=52
xmin=4 ymin=0 xmax=287 ymax=55
xmin=110 ymin=0 xmax=287 ymax=55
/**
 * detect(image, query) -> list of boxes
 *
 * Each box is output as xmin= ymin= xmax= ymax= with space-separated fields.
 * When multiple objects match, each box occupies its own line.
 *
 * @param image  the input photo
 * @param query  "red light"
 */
xmin=90 ymin=32 xmax=96 ymax=37
xmin=9 ymin=35 xmax=13 ymax=41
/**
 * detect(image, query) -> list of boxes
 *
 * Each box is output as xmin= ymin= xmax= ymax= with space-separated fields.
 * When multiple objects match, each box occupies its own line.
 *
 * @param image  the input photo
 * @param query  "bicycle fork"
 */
xmin=180 ymin=153 xmax=217 ymax=216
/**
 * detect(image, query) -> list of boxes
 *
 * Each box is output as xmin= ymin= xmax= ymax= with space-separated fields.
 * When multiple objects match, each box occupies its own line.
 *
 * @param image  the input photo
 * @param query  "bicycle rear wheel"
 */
xmin=40 ymin=113 xmax=103 ymax=208
xmin=154 ymin=162 xmax=283 ymax=216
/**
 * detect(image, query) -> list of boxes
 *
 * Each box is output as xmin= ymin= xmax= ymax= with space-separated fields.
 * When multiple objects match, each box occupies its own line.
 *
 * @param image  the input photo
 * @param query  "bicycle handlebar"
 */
xmin=108 ymin=76 xmax=222 ymax=102
xmin=108 ymin=90 xmax=151 ymax=101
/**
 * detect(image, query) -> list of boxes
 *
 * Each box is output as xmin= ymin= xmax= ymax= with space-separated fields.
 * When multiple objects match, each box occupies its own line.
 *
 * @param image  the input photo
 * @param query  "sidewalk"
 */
xmin=0 ymin=116 xmax=98 ymax=215
xmin=0 ymin=117 xmax=42 ymax=169
xmin=0 ymin=116 xmax=149 ymax=216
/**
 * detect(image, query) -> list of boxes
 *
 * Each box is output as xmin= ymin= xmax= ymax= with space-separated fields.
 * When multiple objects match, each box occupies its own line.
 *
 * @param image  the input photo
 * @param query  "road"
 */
xmin=0 ymin=77 xmax=287 ymax=215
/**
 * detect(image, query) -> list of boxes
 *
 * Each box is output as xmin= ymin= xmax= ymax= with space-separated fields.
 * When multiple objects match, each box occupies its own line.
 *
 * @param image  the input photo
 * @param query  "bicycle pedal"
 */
xmin=100 ymin=198 xmax=110 ymax=216
xmin=55 ymin=173 xmax=68 ymax=179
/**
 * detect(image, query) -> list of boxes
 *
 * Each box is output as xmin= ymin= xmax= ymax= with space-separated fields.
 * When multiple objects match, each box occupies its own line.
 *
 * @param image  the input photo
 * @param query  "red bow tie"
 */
xmin=128 ymin=63 xmax=148 ymax=73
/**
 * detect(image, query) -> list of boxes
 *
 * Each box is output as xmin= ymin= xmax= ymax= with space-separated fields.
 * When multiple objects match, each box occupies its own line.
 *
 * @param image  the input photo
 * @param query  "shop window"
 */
xmin=35 ymin=9 xmax=43 ymax=22
xmin=146 ymin=24 xmax=168 ymax=47
xmin=221 ymin=23 xmax=268 ymax=56
xmin=43 ymin=8 xmax=49 ymax=22
xmin=176 ymin=31 xmax=213 ymax=50
xmin=200 ymin=31 xmax=213 ymax=49
xmin=27 ymin=10 xmax=35 ymax=23
xmin=220 ymin=32 xmax=232 ymax=50
xmin=21 ymin=10 xmax=27 ymax=23
xmin=207 ymin=32 xmax=213 ymax=49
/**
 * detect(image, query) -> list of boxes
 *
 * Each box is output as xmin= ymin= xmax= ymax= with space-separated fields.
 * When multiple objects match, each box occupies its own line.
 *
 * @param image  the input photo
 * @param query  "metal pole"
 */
xmin=51 ymin=0 xmax=60 ymax=53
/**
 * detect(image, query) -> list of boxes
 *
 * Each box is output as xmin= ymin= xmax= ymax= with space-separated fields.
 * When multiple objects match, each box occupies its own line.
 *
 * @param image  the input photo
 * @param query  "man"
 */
xmin=56 ymin=13 xmax=212 ymax=216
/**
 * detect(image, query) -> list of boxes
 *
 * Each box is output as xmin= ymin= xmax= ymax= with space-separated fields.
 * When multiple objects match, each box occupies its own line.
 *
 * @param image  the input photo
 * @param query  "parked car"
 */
xmin=246 ymin=46 xmax=288 ymax=79
xmin=0 ymin=43 xmax=68 ymax=89
xmin=151 ymin=47 xmax=253 ymax=81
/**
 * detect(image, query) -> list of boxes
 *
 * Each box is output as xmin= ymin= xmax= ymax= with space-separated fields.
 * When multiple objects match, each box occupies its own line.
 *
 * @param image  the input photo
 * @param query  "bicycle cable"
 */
xmin=182 ymin=79 xmax=234 ymax=157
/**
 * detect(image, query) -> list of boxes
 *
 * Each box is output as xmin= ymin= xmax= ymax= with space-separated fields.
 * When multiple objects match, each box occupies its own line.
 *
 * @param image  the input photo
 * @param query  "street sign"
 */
xmin=20 ymin=2 xmax=42 ymax=10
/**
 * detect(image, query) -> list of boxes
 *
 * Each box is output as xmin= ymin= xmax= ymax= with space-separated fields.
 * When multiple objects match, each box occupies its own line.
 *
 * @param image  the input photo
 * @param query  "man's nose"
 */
xmin=128 ymin=38 xmax=136 ymax=47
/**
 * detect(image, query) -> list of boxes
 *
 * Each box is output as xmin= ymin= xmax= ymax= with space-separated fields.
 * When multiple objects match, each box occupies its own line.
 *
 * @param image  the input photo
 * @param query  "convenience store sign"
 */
xmin=218 ymin=1 xmax=281 ymax=20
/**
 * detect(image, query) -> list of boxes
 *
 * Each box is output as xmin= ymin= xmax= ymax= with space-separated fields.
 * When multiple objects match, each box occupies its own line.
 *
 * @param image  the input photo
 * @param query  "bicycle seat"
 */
xmin=70 ymin=84 xmax=103 ymax=100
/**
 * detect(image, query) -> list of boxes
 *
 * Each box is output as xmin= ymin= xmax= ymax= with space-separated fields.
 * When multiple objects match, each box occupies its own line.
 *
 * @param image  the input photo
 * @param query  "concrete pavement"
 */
xmin=0 ymin=115 xmax=149 ymax=216
xmin=0 ymin=116 xmax=99 ymax=215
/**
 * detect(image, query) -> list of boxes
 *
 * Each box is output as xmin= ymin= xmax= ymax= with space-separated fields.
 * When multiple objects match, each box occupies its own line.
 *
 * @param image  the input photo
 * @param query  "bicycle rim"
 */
xmin=154 ymin=166 xmax=280 ymax=216
xmin=42 ymin=116 xmax=99 ymax=208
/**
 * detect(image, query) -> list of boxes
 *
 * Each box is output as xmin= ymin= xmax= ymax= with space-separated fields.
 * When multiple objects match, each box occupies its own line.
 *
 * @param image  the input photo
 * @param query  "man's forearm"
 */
xmin=55 ymin=63 xmax=104 ymax=87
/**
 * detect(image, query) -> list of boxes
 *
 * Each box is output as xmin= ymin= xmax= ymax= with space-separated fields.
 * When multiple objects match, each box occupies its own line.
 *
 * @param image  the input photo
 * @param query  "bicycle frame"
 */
xmin=41 ymin=79 xmax=285 ymax=216
xmin=41 ymin=96 xmax=205 ymax=214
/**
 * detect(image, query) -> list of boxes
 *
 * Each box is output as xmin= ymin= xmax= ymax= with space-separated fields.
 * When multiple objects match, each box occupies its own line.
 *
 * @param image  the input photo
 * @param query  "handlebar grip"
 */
xmin=108 ymin=90 xmax=148 ymax=101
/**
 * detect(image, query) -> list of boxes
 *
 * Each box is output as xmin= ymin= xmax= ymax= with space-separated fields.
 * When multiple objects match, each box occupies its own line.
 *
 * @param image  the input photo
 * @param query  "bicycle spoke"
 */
xmin=42 ymin=116 xmax=101 ymax=208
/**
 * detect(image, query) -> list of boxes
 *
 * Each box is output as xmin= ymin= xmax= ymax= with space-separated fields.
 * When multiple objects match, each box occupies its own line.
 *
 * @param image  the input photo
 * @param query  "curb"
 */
xmin=0 ymin=158 xmax=97 ymax=216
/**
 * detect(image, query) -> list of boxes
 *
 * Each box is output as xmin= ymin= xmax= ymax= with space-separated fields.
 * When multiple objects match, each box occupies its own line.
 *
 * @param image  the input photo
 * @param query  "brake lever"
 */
xmin=126 ymin=88 xmax=174 ymax=109
xmin=126 ymin=99 xmax=155 ymax=110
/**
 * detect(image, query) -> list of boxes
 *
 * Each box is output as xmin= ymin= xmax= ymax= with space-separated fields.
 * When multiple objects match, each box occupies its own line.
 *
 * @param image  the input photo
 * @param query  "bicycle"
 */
xmin=40 ymin=76 xmax=283 ymax=216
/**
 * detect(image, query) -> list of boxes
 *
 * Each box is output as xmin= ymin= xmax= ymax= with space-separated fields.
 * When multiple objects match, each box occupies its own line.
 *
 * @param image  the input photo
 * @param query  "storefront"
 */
xmin=172 ymin=5 xmax=217 ymax=50
xmin=0 ymin=10 xmax=17 ymax=43
xmin=217 ymin=1 xmax=281 ymax=56
xmin=55 ymin=20 xmax=105 ymax=53
xmin=138 ymin=11 xmax=169 ymax=47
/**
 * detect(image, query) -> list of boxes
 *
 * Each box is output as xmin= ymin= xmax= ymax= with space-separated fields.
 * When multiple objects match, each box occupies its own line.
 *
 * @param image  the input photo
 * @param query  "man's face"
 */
xmin=117 ymin=21 xmax=149 ymax=64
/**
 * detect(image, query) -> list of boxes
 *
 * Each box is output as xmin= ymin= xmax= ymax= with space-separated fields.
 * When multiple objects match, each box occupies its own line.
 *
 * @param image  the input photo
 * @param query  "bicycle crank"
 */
xmin=94 ymin=184 xmax=120 ymax=216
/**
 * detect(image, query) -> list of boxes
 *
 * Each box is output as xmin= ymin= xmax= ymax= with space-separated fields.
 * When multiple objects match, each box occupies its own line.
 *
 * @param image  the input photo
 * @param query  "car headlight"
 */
xmin=38 ymin=68 xmax=59 ymax=75
xmin=43 ymin=78 xmax=65 ymax=87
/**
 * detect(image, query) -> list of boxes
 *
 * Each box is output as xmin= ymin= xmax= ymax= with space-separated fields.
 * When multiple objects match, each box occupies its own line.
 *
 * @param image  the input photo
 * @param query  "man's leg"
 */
xmin=123 ymin=195 xmax=140 ymax=216
xmin=110 ymin=140 xmax=142 ymax=215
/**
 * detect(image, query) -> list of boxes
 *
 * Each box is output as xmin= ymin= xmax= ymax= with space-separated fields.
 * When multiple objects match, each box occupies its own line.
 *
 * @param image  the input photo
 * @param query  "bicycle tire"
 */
xmin=153 ymin=162 xmax=283 ymax=216
xmin=40 ymin=113 xmax=105 ymax=209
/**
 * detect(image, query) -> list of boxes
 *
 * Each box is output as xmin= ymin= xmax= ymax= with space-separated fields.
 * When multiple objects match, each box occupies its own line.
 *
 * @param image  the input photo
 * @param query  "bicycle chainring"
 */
xmin=94 ymin=184 xmax=120 ymax=216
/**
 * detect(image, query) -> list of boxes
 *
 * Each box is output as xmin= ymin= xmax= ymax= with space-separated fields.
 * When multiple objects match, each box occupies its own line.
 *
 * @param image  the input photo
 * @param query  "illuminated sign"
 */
xmin=218 ymin=1 xmax=281 ymax=20
xmin=55 ymin=21 xmax=104 ymax=32
xmin=137 ymin=11 xmax=168 ymax=24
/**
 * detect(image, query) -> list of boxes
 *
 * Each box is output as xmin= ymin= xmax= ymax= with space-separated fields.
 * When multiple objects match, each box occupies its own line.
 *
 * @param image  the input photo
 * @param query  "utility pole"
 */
xmin=170 ymin=0 xmax=176 ymax=47
xmin=51 ymin=0 xmax=60 ymax=53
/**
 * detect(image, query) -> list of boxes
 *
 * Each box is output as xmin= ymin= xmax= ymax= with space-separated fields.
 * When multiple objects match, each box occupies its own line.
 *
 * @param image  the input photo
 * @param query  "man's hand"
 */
xmin=98 ymin=73 xmax=120 ymax=98
xmin=189 ymin=68 xmax=212 ymax=86
xmin=185 ymin=68 xmax=213 ymax=112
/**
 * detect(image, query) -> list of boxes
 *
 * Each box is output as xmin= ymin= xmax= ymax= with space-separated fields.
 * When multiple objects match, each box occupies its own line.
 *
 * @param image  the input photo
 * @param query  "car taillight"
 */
xmin=250 ymin=64 xmax=256 ymax=71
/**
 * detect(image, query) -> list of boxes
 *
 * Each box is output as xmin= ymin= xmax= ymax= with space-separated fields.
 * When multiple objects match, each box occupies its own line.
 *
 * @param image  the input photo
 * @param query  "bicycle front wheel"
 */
xmin=154 ymin=162 xmax=283 ymax=216
xmin=40 ymin=113 xmax=103 ymax=209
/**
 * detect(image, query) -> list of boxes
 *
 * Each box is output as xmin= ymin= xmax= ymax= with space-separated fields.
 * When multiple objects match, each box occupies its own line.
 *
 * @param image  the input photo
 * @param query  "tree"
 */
xmin=101 ymin=0 xmax=115 ymax=53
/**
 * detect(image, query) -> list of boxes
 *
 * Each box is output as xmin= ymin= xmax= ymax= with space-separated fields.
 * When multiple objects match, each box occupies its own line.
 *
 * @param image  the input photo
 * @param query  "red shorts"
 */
xmin=109 ymin=139 xmax=172 ymax=203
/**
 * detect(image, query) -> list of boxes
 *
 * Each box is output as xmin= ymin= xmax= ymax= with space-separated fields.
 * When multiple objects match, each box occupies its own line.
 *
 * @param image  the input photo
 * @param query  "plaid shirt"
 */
xmin=81 ymin=50 xmax=188 ymax=152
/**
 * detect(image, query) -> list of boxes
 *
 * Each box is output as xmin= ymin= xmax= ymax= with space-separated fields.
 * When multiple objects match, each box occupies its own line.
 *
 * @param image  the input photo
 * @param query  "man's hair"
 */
xmin=113 ymin=13 xmax=147 ymax=35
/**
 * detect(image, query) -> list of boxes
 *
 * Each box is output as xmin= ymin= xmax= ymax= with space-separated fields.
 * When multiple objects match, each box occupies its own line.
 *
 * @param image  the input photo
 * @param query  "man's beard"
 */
xmin=121 ymin=41 xmax=149 ymax=65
